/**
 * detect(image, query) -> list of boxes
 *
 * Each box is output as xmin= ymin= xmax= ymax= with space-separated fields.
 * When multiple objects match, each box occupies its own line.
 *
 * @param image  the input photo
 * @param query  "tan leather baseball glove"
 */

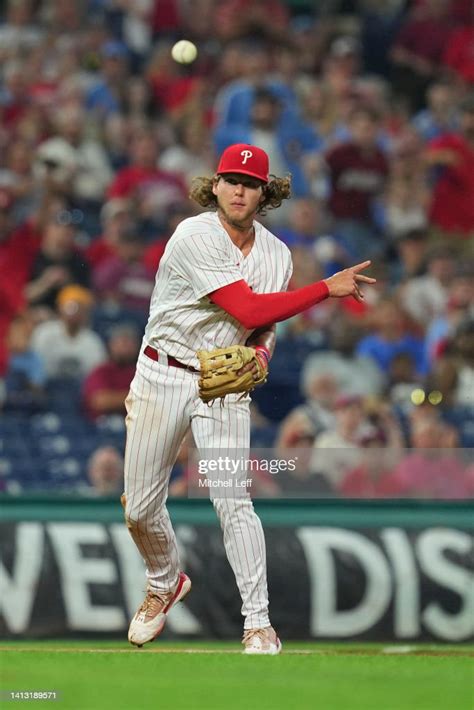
xmin=197 ymin=345 xmax=268 ymax=403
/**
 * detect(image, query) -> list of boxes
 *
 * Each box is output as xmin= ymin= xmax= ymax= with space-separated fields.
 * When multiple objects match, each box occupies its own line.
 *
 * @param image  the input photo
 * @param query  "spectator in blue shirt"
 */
xmin=85 ymin=40 xmax=130 ymax=118
xmin=356 ymin=298 xmax=428 ymax=377
xmin=214 ymin=87 xmax=322 ymax=198
xmin=4 ymin=313 xmax=46 ymax=412
xmin=412 ymin=80 xmax=458 ymax=142
xmin=213 ymin=40 xmax=298 ymax=130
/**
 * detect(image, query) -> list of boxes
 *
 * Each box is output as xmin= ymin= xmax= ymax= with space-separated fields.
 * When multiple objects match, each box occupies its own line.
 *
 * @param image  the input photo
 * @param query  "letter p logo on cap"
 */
xmin=216 ymin=143 xmax=269 ymax=183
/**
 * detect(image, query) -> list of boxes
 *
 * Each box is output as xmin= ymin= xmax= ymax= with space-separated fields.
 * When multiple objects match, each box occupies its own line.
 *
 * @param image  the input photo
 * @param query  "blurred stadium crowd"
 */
xmin=0 ymin=0 xmax=473 ymax=498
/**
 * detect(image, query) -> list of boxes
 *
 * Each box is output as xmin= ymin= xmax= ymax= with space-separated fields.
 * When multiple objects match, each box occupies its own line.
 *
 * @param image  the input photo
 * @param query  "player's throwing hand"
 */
xmin=323 ymin=260 xmax=376 ymax=302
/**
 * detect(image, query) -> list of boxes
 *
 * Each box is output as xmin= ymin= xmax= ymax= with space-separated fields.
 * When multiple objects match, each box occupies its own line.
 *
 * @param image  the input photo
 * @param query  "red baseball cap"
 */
xmin=216 ymin=143 xmax=269 ymax=183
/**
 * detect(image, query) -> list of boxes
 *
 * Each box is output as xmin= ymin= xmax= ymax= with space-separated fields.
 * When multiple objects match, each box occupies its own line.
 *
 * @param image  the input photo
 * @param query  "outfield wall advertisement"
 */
xmin=1 ymin=500 xmax=472 ymax=642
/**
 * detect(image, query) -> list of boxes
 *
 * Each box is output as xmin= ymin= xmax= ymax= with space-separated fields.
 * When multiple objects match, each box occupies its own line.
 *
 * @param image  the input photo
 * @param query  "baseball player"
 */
xmin=123 ymin=143 xmax=375 ymax=654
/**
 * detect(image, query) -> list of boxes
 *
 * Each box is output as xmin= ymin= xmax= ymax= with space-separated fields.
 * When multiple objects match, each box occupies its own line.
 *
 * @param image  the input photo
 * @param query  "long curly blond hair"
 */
xmin=189 ymin=175 xmax=292 ymax=216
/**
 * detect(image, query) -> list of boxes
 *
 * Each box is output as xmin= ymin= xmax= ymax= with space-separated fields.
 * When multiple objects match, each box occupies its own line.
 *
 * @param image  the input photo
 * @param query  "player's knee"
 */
xmin=124 ymin=510 xmax=147 ymax=533
xmin=212 ymin=496 xmax=253 ymax=520
xmin=123 ymin=499 xmax=135 ymax=531
xmin=124 ymin=512 xmax=135 ymax=531
xmin=123 ymin=501 xmax=147 ymax=532
xmin=123 ymin=500 xmax=166 ymax=533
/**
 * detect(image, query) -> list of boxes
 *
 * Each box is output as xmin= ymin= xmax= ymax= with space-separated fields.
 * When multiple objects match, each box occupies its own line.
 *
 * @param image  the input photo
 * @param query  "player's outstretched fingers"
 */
xmin=350 ymin=260 xmax=372 ymax=273
xmin=355 ymin=274 xmax=377 ymax=284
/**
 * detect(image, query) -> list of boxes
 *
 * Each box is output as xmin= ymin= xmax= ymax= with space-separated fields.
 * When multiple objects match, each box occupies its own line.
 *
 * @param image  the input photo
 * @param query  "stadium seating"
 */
xmin=0 ymin=406 xmax=127 ymax=492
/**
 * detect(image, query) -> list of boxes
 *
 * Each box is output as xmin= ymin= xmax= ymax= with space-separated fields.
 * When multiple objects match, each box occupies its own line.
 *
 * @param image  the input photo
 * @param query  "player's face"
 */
xmin=213 ymin=174 xmax=264 ymax=227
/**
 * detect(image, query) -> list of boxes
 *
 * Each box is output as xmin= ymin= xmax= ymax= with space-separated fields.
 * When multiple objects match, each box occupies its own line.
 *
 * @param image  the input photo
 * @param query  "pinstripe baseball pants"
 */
xmin=123 ymin=350 xmax=270 ymax=630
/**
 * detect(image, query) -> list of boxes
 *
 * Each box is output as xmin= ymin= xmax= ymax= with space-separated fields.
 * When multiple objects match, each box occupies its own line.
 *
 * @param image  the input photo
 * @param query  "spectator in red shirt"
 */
xmin=385 ymin=418 xmax=468 ymax=498
xmin=107 ymin=129 xmax=187 ymax=226
xmin=0 ymin=190 xmax=41 ymax=374
xmin=442 ymin=25 xmax=474 ymax=86
xmin=82 ymin=324 xmax=139 ymax=420
xmin=339 ymin=437 xmax=402 ymax=498
xmin=339 ymin=403 xmax=405 ymax=497
xmin=146 ymin=44 xmax=204 ymax=121
xmin=389 ymin=0 xmax=457 ymax=111
xmin=425 ymin=95 xmax=474 ymax=240
xmin=150 ymin=0 xmax=181 ymax=36
xmin=325 ymin=106 xmax=389 ymax=259
xmin=92 ymin=226 xmax=155 ymax=313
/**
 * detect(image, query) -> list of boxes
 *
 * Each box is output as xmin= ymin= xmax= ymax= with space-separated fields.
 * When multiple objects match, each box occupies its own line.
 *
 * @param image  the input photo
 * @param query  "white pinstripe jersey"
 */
xmin=144 ymin=211 xmax=293 ymax=367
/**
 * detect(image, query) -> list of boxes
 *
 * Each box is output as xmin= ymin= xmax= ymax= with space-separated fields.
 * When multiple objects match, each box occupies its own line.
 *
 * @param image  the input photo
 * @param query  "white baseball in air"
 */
xmin=171 ymin=40 xmax=198 ymax=64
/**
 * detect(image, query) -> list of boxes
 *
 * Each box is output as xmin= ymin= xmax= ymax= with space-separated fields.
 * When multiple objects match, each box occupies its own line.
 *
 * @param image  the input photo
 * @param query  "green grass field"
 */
xmin=1 ymin=641 xmax=472 ymax=710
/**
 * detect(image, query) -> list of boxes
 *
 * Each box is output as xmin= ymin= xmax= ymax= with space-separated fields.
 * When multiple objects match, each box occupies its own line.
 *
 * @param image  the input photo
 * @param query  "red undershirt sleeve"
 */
xmin=209 ymin=279 xmax=330 ymax=330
